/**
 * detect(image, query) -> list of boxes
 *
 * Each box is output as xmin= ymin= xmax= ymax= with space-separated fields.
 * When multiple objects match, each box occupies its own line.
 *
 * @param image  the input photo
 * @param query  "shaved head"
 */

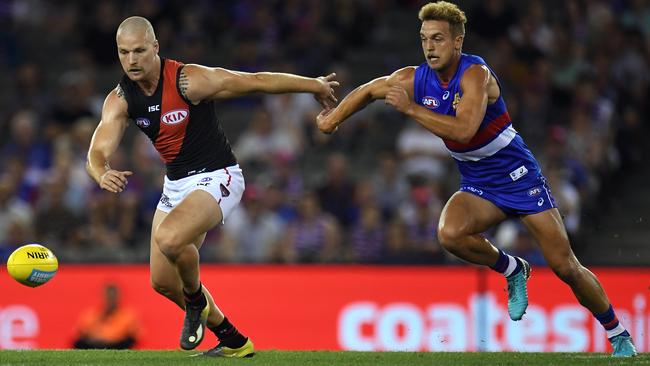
xmin=116 ymin=16 xmax=156 ymax=43
xmin=116 ymin=16 xmax=160 ymax=82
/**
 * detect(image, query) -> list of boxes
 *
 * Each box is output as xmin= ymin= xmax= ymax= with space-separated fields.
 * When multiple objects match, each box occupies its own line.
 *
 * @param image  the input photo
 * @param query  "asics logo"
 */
xmin=443 ymin=90 xmax=450 ymax=100
xmin=537 ymin=198 xmax=544 ymax=206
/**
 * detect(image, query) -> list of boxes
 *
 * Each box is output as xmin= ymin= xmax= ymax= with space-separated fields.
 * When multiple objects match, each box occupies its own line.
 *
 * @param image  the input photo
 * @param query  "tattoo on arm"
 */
xmin=115 ymin=84 xmax=124 ymax=98
xmin=179 ymin=69 xmax=190 ymax=100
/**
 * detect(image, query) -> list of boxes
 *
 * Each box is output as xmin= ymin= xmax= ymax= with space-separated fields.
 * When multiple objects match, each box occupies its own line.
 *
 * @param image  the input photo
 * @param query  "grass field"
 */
xmin=0 ymin=350 xmax=647 ymax=365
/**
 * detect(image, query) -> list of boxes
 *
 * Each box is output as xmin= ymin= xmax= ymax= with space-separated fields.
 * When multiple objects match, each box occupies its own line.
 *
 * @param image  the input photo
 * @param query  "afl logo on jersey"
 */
xmin=161 ymin=109 xmax=189 ymax=125
xmin=421 ymin=96 xmax=440 ymax=109
xmin=135 ymin=118 xmax=151 ymax=128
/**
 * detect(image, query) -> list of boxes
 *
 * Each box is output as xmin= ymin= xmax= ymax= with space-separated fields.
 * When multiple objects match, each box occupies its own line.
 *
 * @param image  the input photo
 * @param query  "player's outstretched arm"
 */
xmin=86 ymin=87 xmax=133 ymax=193
xmin=316 ymin=67 xmax=415 ymax=134
xmin=178 ymin=64 xmax=339 ymax=109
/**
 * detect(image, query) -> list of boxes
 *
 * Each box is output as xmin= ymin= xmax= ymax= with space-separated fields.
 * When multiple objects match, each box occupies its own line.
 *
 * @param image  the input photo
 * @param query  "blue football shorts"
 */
xmin=459 ymin=176 xmax=556 ymax=216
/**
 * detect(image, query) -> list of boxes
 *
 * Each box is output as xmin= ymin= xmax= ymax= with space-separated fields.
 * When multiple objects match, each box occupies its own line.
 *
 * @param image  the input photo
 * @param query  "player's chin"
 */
xmin=427 ymin=60 xmax=443 ymax=70
xmin=128 ymin=74 xmax=144 ymax=81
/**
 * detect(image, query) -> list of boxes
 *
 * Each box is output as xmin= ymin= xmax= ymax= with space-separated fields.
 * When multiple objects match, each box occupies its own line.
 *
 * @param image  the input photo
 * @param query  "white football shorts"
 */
xmin=157 ymin=164 xmax=245 ymax=223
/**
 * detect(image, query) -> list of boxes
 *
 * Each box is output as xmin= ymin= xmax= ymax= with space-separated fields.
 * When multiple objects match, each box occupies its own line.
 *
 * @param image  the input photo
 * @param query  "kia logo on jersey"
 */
xmin=421 ymin=96 xmax=440 ymax=109
xmin=161 ymin=109 xmax=189 ymax=125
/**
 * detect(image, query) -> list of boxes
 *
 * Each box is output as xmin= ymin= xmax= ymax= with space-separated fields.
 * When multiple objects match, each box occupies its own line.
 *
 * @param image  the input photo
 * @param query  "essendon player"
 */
xmin=86 ymin=16 xmax=338 ymax=358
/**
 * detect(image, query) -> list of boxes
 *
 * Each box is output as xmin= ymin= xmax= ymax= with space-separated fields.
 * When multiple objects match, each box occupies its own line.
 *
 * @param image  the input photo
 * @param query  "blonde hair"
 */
xmin=418 ymin=1 xmax=467 ymax=37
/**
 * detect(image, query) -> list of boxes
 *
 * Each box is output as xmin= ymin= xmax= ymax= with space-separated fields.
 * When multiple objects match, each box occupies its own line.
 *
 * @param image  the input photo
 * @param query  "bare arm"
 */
xmin=178 ymin=64 xmax=339 ymax=108
xmin=85 ymin=86 xmax=133 ymax=193
xmin=316 ymin=67 xmax=415 ymax=133
xmin=386 ymin=64 xmax=490 ymax=144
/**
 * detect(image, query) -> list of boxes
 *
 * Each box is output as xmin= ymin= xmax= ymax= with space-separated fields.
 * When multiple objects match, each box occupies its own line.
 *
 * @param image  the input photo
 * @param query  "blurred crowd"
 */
xmin=0 ymin=0 xmax=648 ymax=265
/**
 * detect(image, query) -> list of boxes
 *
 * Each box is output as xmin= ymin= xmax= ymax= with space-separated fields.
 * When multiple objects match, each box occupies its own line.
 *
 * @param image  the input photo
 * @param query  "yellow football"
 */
xmin=6 ymin=244 xmax=58 ymax=287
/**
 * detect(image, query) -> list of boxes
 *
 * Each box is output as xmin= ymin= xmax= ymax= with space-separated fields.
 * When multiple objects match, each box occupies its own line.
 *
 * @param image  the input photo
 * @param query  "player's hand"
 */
xmin=99 ymin=169 xmax=133 ymax=193
xmin=316 ymin=108 xmax=338 ymax=134
xmin=385 ymin=86 xmax=412 ymax=113
xmin=314 ymin=73 xmax=339 ymax=110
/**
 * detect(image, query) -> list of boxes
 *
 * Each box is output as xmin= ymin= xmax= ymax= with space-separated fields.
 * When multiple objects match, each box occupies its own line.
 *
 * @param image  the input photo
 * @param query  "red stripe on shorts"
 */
xmin=224 ymin=167 xmax=232 ymax=187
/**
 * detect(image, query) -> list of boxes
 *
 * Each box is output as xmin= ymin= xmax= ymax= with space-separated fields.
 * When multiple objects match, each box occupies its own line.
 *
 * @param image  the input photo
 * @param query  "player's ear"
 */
xmin=454 ymin=35 xmax=464 ymax=51
xmin=154 ymin=40 xmax=160 ymax=54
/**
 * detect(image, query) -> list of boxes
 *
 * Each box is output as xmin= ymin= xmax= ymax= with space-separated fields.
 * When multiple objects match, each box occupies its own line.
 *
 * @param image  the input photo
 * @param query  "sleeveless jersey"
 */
xmin=119 ymin=58 xmax=237 ymax=180
xmin=413 ymin=53 xmax=541 ymax=189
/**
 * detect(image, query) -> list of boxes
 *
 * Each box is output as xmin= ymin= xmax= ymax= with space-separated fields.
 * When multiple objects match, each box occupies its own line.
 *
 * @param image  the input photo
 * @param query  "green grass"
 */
xmin=0 ymin=350 xmax=647 ymax=365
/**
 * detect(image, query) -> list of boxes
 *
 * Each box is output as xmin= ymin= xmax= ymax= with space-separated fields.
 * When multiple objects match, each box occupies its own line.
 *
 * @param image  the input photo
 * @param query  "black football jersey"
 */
xmin=119 ymin=58 xmax=237 ymax=180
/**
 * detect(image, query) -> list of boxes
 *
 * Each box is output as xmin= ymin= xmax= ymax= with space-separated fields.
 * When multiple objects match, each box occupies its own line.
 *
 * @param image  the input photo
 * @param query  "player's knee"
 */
xmin=437 ymin=223 xmax=464 ymax=252
xmin=154 ymin=225 xmax=184 ymax=261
